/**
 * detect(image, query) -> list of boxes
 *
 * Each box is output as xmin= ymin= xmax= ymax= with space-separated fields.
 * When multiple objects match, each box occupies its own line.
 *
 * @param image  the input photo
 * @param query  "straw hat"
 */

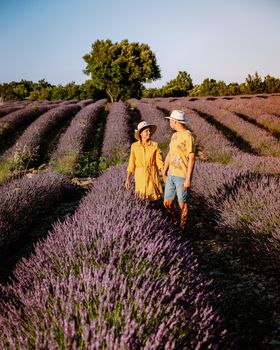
xmin=134 ymin=121 xmax=157 ymax=140
xmin=165 ymin=110 xmax=188 ymax=125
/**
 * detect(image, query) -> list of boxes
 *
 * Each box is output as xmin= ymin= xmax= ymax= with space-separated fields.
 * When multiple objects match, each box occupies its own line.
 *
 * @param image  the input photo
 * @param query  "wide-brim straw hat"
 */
xmin=134 ymin=121 xmax=157 ymax=140
xmin=165 ymin=110 xmax=188 ymax=125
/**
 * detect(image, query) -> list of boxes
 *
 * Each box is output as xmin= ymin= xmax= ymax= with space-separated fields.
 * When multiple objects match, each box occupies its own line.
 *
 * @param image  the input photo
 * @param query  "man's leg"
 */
xmin=179 ymin=202 xmax=189 ymax=230
xmin=164 ymin=199 xmax=178 ymax=225
xmin=163 ymin=176 xmax=178 ymax=225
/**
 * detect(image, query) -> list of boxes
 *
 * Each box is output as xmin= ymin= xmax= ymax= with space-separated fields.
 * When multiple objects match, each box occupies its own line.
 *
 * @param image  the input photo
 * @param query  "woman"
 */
xmin=125 ymin=121 xmax=165 ymax=201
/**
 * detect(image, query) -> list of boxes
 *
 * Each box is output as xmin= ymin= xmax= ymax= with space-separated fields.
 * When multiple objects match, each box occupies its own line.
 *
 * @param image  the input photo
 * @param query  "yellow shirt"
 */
xmin=168 ymin=131 xmax=195 ymax=178
xmin=127 ymin=140 xmax=164 ymax=201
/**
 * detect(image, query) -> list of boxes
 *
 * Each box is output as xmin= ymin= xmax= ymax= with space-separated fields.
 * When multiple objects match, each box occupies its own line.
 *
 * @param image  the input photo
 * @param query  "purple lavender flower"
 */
xmin=0 ymin=171 xmax=74 ymax=251
xmin=101 ymin=102 xmax=130 ymax=163
xmin=2 ymin=104 xmax=81 ymax=168
xmin=0 ymin=165 xmax=228 ymax=349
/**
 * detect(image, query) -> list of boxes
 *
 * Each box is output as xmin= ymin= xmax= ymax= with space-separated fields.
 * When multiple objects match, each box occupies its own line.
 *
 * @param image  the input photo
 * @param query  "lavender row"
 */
xmin=0 ymin=171 xmax=74 ymax=252
xmin=184 ymin=99 xmax=280 ymax=157
xmin=0 ymin=100 xmax=32 ymax=118
xmin=77 ymin=99 xmax=94 ymax=108
xmin=0 ymin=104 xmax=53 ymax=145
xmin=153 ymin=99 xmax=280 ymax=175
xmin=0 ymin=165 xmax=228 ymax=349
xmin=0 ymin=105 xmax=24 ymax=118
xmin=129 ymin=99 xmax=172 ymax=152
xmin=192 ymin=161 xmax=280 ymax=253
xmin=2 ymin=104 xmax=81 ymax=168
xmin=213 ymin=172 xmax=280 ymax=250
xmin=214 ymin=98 xmax=280 ymax=137
xmin=50 ymin=99 xmax=107 ymax=172
xmin=101 ymin=102 xmax=131 ymax=163
xmin=221 ymin=95 xmax=280 ymax=117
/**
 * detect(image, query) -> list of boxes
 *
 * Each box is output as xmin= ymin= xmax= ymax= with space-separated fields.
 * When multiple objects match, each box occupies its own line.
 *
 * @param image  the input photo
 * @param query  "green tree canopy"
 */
xmin=263 ymin=75 xmax=280 ymax=93
xmin=189 ymin=78 xmax=227 ymax=96
xmin=83 ymin=39 xmax=161 ymax=102
xmin=245 ymin=71 xmax=264 ymax=94
xmin=161 ymin=71 xmax=193 ymax=97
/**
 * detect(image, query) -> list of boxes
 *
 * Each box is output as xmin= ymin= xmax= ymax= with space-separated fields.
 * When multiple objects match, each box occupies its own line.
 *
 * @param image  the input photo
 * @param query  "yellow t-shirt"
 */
xmin=168 ymin=131 xmax=195 ymax=178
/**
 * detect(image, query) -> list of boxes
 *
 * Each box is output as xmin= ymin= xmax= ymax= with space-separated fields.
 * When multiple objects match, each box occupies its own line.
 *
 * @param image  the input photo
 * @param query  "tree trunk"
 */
xmin=106 ymin=89 xmax=115 ymax=102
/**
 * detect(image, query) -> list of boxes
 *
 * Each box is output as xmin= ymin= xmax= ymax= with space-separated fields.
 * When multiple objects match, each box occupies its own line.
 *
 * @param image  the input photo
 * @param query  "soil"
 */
xmin=184 ymin=202 xmax=280 ymax=350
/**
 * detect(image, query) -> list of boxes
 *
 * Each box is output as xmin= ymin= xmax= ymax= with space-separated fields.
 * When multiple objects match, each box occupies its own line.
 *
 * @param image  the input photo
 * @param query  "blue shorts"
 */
xmin=164 ymin=175 xmax=190 ymax=203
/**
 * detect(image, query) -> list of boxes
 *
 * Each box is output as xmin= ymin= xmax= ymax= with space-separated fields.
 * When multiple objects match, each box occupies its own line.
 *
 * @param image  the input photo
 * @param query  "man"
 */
xmin=163 ymin=110 xmax=195 ymax=231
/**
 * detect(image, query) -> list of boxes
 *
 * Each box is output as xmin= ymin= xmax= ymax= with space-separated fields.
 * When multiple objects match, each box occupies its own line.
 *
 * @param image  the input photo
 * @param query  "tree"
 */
xmin=189 ymin=78 xmax=227 ymax=96
xmin=161 ymin=71 xmax=193 ymax=97
xmin=28 ymin=79 xmax=53 ymax=100
xmin=83 ymin=39 xmax=161 ymax=102
xmin=263 ymin=75 xmax=280 ymax=93
xmin=245 ymin=72 xmax=264 ymax=94
xmin=80 ymin=80 xmax=106 ymax=100
xmin=226 ymin=82 xmax=242 ymax=96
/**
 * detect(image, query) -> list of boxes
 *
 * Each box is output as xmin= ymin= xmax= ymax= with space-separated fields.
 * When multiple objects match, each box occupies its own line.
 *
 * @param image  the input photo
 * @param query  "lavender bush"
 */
xmin=192 ymin=161 xmax=280 ymax=254
xmin=101 ymin=101 xmax=131 ymax=164
xmin=0 ymin=171 xmax=74 ymax=252
xmin=77 ymin=99 xmax=94 ymax=108
xmin=230 ymin=153 xmax=280 ymax=175
xmin=0 ymin=100 xmax=32 ymax=118
xmin=2 ymin=104 xmax=81 ymax=169
xmin=215 ymin=99 xmax=280 ymax=137
xmin=212 ymin=172 xmax=280 ymax=250
xmin=50 ymin=99 xmax=107 ymax=175
xmin=0 ymin=105 xmax=24 ymax=118
xmin=0 ymin=104 xmax=52 ymax=146
xmin=184 ymin=100 xmax=280 ymax=157
xmin=0 ymin=165 xmax=228 ymax=349
xmin=191 ymin=161 xmax=244 ymax=201
xmin=218 ymin=95 xmax=280 ymax=116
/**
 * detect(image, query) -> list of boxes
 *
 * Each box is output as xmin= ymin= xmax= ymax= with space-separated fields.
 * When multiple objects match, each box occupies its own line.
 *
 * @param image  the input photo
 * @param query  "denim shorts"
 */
xmin=164 ymin=175 xmax=190 ymax=203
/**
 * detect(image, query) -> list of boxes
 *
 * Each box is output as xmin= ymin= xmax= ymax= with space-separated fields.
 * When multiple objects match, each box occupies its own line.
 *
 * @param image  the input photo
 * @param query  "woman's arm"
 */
xmin=162 ymin=151 xmax=170 ymax=183
xmin=125 ymin=171 xmax=133 ymax=190
xmin=125 ymin=146 xmax=135 ymax=190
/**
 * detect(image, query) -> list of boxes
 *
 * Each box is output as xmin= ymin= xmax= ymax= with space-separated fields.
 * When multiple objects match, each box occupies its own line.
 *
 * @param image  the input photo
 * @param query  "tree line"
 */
xmin=1 ymin=39 xmax=280 ymax=102
xmin=144 ymin=71 xmax=280 ymax=98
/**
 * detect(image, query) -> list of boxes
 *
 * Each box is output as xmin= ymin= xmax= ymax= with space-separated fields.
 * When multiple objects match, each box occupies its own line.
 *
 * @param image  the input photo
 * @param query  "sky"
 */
xmin=0 ymin=0 xmax=279 ymax=88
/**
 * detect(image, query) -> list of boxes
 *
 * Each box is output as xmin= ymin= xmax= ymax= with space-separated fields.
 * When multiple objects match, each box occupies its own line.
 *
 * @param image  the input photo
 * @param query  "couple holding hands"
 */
xmin=125 ymin=110 xmax=195 ymax=231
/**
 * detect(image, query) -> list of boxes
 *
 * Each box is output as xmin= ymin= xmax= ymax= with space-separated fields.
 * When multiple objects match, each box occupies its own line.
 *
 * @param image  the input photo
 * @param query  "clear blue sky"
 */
xmin=0 ymin=0 xmax=279 ymax=88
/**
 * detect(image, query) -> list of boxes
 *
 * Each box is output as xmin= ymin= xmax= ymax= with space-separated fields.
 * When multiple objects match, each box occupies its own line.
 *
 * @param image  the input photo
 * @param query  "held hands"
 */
xmin=161 ymin=169 xmax=167 ymax=184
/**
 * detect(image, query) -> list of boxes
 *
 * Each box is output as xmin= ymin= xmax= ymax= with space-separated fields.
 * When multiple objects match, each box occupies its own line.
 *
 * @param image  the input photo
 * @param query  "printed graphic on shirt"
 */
xmin=168 ymin=131 xmax=195 ymax=178
xmin=171 ymin=156 xmax=183 ymax=169
xmin=177 ymin=140 xmax=187 ymax=151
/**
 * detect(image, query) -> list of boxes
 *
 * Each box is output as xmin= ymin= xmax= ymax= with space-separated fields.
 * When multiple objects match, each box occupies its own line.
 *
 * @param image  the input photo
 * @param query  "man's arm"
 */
xmin=183 ymin=152 xmax=195 ymax=189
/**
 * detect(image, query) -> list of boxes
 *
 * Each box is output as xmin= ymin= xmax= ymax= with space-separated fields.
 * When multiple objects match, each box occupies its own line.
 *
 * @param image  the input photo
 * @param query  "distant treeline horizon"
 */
xmin=1 ymin=71 xmax=280 ymax=102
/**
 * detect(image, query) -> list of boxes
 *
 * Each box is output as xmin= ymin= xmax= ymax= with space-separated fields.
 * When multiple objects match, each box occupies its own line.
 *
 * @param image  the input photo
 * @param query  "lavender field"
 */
xmin=0 ymin=95 xmax=280 ymax=349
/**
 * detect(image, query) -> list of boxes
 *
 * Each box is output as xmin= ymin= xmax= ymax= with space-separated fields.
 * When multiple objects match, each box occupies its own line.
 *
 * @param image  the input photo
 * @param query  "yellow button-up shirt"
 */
xmin=127 ymin=140 xmax=164 ymax=201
